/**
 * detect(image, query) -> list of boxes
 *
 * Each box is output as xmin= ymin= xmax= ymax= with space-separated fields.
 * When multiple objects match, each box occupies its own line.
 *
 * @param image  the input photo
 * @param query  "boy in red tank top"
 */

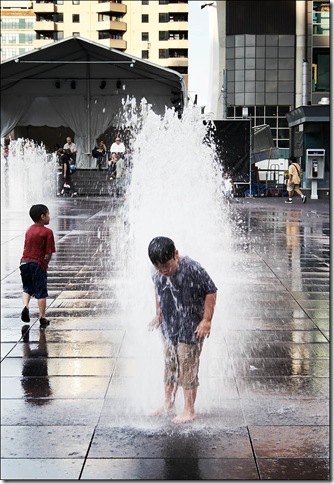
xmin=20 ymin=204 xmax=56 ymax=328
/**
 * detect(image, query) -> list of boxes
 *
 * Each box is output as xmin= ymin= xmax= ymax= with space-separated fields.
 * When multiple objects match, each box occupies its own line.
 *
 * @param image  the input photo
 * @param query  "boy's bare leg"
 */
xmin=37 ymin=298 xmax=46 ymax=319
xmin=149 ymin=383 xmax=177 ymax=416
xmin=22 ymin=293 xmax=31 ymax=309
xmin=172 ymin=387 xmax=197 ymax=423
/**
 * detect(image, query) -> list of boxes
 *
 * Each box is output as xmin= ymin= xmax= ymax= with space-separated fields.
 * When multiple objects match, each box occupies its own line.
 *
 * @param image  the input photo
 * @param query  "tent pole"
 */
xmin=87 ymin=66 xmax=91 ymax=169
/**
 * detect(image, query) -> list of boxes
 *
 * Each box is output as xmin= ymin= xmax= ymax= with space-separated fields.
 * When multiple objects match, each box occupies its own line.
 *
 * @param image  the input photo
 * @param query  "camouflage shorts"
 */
xmin=163 ymin=340 xmax=203 ymax=389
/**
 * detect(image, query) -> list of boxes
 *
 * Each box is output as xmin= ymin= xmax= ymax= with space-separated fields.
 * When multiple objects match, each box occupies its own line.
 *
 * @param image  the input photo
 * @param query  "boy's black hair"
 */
xmin=289 ymin=156 xmax=297 ymax=163
xmin=148 ymin=236 xmax=176 ymax=265
xmin=29 ymin=204 xmax=49 ymax=222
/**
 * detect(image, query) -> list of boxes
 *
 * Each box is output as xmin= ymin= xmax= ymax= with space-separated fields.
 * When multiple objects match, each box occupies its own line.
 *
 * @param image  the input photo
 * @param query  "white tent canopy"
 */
xmin=1 ymin=36 xmax=186 ymax=166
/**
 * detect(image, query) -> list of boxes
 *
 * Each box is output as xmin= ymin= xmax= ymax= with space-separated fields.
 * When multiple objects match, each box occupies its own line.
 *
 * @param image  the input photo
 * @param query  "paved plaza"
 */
xmin=1 ymin=195 xmax=330 ymax=480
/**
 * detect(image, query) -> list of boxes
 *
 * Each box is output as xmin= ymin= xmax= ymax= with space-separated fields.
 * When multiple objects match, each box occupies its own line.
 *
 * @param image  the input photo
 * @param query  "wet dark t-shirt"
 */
xmin=152 ymin=256 xmax=217 ymax=345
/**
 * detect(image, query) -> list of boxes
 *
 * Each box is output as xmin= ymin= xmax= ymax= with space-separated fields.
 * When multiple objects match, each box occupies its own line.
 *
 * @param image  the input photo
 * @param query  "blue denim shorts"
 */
xmin=20 ymin=262 xmax=48 ymax=299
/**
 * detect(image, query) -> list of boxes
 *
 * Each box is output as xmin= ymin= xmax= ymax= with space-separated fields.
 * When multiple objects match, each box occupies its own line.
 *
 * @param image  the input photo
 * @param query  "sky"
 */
xmin=188 ymin=1 xmax=211 ymax=110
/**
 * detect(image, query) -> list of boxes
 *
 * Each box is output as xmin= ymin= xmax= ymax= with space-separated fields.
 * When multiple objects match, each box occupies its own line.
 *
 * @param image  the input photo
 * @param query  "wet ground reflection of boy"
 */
xmin=21 ymin=329 xmax=52 ymax=405
xmin=148 ymin=236 xmax=217 ymax=424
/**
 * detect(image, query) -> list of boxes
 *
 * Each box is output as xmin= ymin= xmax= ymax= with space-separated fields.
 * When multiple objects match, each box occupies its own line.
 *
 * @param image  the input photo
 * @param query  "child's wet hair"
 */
xmin=29 ymin=204 xmax=49 ymax=222
xmin=148 ymin=236 xmax=176 ymax=265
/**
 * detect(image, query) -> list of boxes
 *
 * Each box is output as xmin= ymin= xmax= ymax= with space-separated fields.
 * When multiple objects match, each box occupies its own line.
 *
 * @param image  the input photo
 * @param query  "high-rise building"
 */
xmin=1 ymin=1 xmax=189 ymax=83
xmin=208 ymin=0 xmax=330 ymax=160
xmin=32 ymin=0 xmax=127 ymax=49
xmin=0 ymin=1 xmax=35 ymax=61
xmin=123 ymin=0 xmax=188 ymax=85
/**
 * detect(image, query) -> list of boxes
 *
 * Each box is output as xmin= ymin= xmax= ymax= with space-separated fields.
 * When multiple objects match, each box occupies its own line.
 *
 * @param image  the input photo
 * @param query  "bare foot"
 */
xmin=149 ymin=404 xmax=175 ymax=417
xmin=172 ymin=410 xmax=196 ymax=424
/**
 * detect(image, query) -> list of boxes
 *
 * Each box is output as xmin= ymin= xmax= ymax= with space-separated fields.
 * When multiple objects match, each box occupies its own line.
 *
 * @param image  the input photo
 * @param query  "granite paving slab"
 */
xmin=1 ymin=197 xmax=329 ymax=480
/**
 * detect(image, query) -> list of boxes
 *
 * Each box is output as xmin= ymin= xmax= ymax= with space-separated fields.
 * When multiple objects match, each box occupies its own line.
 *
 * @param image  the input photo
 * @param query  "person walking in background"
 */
xmin=223 ymin=173 xmax=236 ymax=205
xmin=285 ymin=156 xmax=307 ymax=204
xmin=63 ymin=136 xmax=77 ymax=165
xmin=148 ymin=236 xmax=217 ymax=424
xmin=20 ymin=204 xmax=56 ymax=329
xmin=58 ymin=148 xmax=77 ymax=197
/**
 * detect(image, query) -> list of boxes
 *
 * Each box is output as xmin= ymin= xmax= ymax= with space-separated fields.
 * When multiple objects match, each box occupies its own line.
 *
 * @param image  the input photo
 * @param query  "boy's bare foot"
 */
xmin=172 ymin=410 xmax=196 ymax=424
xmin=149 ymin=403 xmax=175 ymax=417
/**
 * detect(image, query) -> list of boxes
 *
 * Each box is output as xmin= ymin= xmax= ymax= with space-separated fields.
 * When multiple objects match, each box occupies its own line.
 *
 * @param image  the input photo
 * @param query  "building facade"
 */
xmin=123 ymin=0 xmax=188 ymax=83
xmin=1 ymin=1 xmax=35 ymax=61
xmin=209 ymin=0 xmax=330 ymax=161
xmin=1 ymin=0 xmax=189 ymax=85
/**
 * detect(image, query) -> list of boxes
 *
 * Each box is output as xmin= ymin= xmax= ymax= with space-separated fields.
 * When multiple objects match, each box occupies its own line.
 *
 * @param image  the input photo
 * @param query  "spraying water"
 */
xmin=1 ymin=138 xmax=57 ymax=212
xmin=114 ymin=103 xmax=241 ymax=422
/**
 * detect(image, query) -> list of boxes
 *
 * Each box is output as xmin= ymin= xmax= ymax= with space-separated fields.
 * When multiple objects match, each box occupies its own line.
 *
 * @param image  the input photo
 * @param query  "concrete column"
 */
xmin=295 ymin=1 xmax=308 ymax=108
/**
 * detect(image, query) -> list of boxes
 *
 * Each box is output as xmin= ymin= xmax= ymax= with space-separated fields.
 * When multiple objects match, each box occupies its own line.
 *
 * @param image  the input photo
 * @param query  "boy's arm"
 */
xmin=148 ymin=291 xmax=162 ymax=331
xmin=195 ymin=292 xmax=217 ymax=340
xmin=45 ymin=253 xmax=52 ymax=264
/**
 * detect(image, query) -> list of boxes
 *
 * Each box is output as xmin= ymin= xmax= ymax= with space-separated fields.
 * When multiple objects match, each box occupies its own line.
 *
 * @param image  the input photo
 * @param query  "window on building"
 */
xmin=169 ymin=48 xmax=188 ymax=58
xmin=142 ymin=32 xmax=149 ymax=41
xmin=57 ymin=0 xmax=64 ymax=4
xmin=169 ymin=65 xmax=188 ymax=74
xmin=169 ymin=13 xmax=188 ymax=22
xmin=55 ymin=13 xmax=63 ymax=22
xmin=227 ymin=105 xmax=290 ymax=149
xmin=20 ymin=18 xmax=34 ymax=29
xmin=142 ymin=0 xmax=149 ymax=4
xmin=159 ymin=13 xmax=169 ymax=23
xmin=159 ymin=49 xmax=169 ymax=58
xmin=159 ymin=31 xmax=169 ymax=41
xmin=73 ymin=32 xmax=80 ymax=36
xmin=18 ymin=33 xmax=34 ymax=44
xmin=159 ymin=0 xmax=169 ymax=4
xmin=169 ymin=30 xmax=188 ymax=40
xmin=312 ymin=49 xmax=330 ymax=91
xmin=3 ymin=33 xmax=17 ymax=44
xmin=99 ymin=31 xmax=123 ymax=40
xmin=72 ymin=14 xmax=80 ymax=23
xmin=142 ymin=14 xmax=149 ymax=23
xmin=72 ymin=0 xmax=80 ymax=4
xmin=313 ymin=1 xmax=330 ymax=34
xmin=37 ymin=32 xmax=54 ymax=40
xmin=142 ymin=50 xmax=149 ymax=59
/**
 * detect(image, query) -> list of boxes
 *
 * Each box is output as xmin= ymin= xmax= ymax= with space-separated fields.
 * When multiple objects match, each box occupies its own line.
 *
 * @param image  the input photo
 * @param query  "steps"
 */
xmin=70 ymin=169 xmax=115 ymax=196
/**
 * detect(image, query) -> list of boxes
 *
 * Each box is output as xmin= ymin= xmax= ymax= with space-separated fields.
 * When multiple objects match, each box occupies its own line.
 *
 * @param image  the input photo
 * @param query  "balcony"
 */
xmin=98 ymin=38 xmax=127 ymax=50
xmin=166 ymin=39 xmax=188 ymax=48
xmin=96 ymin=20 xmax=126 ymax=32
xmin=34 ymin=38 xmax=55 ymax=48
xmin=166 ymin=21 xmax=188 ymax=30
xmin=34 ymin=20 xmax=56 ymax=31
xmin=159 ymin=4 xmax=188 ymax=13
xmin=33 ymin=3 xmax=55 ymax=14
xmin=96 ymin=2 xmax=127 ymax=14
xmin=166 ymin=57 xmax=188 ymax=67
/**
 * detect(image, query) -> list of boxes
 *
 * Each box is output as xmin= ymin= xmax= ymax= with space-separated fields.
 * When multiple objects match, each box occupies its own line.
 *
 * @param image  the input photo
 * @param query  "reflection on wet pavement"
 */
xmin=1 ymin=197 xmax=329 ymax=480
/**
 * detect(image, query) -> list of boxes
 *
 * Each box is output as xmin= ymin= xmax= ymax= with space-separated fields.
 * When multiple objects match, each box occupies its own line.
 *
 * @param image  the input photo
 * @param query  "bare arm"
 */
xmin=148 ymin=291 xmax=162 ymax=331
xmin=194 ymin=292 xmax=217 ymax=340
xmin=45 ymin=253 xmax=52 ymax=264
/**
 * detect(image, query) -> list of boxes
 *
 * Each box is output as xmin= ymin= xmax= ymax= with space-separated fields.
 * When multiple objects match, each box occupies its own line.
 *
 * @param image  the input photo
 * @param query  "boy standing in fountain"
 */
xmin=20 ymin=204 xmax=56 ymax=328
xmin=148 ymin=236 xmax=217 ymax=424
